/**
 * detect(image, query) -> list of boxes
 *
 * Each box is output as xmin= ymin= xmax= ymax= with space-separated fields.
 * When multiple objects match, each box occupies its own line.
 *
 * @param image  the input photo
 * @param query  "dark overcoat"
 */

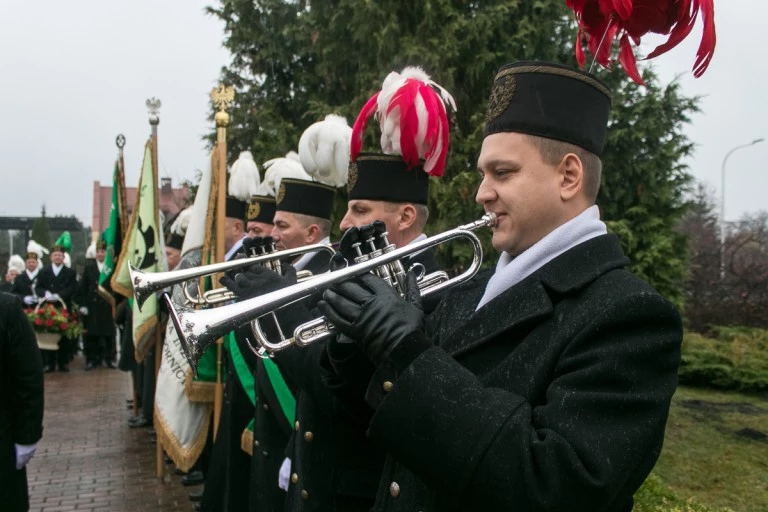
xmin=77 ymin=261 xmax=116 ymax=337
xmin=357 ymin=234 xmax=682 ymax=512
xmin=280 ymin=247 xmax=440 ymax=512
xmin=35 ymin=265 xmax=77 ymax=309
xmin=0 ymin=292 xmax=44 ymax=512
xmin=11 ymin=271 xmax=38 ymax=299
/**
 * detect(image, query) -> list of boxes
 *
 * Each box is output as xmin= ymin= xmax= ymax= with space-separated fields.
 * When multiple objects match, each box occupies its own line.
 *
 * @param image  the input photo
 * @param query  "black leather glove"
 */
xmin=318 ymin=271 xmax=430 ymax=369
xmin=220 ymin=264 xmax=298 ymax=301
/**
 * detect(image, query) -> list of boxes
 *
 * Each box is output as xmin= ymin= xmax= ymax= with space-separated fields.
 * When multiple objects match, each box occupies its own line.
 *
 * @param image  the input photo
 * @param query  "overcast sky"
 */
xmin=0 ymin=0 xmax=763 ymax=227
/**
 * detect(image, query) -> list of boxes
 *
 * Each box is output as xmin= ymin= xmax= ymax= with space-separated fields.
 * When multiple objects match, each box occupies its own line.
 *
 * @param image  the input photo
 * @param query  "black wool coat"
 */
xmin=77 ymin=261 xmax=116 ymax=337
xmin=360 ymin=234 xmax=682 ymax=512
xmin=279 ymin=247 xmax=441 ymax=512
xmin=11 ymin=271 xmax=38 ymax=299
xmin=35 ymin=265 xmax=77 ymax=309
xmin=0 ymin=292 xmax=44 ymax=512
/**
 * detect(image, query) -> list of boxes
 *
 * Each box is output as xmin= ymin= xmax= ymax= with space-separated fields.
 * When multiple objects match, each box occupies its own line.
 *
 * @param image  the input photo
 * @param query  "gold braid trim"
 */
xmin=495 ymin=64 xmax=611 ymax=98
xmin=154 ymin=404 xmax=212 ymax=473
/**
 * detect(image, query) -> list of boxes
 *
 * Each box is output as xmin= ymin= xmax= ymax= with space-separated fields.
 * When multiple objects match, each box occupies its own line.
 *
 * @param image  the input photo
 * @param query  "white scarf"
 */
xmin=476 ymin=205 xmax=607 ymax=310
xmin=26 ymin=268 xmax=39 ymax=280
xmin=97 ymin=260 xmax=105 ymax=274
xmin=52 ymin=263 xmax=63 ymax=277
xmin=294 ymin=237 xmax=331 ymax=271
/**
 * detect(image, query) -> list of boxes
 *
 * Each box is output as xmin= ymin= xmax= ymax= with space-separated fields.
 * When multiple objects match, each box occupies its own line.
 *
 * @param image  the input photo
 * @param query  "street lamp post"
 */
xmin=720 ymin=138 xmax=765 ymax=278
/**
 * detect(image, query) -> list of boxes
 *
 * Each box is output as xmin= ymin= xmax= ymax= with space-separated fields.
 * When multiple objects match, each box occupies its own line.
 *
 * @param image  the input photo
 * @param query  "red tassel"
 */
xmin=350 ymin=93 xmax=379 ymax=162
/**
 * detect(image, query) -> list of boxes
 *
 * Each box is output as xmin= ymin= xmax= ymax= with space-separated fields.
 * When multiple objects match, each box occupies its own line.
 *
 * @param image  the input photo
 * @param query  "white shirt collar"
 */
xmin=294 ymin=237 xmax=331 ymax=271
xmin=26 ymin=268 xmax=39 ymax=280
xmin=52 ymin=263 xmax=63 ymax=276
xmin=224 ymin=236 xmax=246 ymax=261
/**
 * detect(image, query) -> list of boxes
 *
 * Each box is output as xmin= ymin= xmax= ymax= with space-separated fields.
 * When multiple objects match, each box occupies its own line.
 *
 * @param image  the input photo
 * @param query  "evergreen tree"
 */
xmin=208 ymin=0 xmax=698 ymax=302
xmin=31 ymin=205 xmax=52 ymax=250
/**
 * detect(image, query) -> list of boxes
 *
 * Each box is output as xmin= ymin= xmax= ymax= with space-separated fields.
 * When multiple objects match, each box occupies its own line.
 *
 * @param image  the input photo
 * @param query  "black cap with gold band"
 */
xmin=484 ymin=61 xmax=612 ymax=157
xmin=226 ymin=196 xmax=247 ymax=223
xmin=247 ymin=195 xmax=276 ymax=224
xmin=276 ymin=178 xmax=335 ymax=221
xmin=348 ymin=154 xmax=430 ymax=205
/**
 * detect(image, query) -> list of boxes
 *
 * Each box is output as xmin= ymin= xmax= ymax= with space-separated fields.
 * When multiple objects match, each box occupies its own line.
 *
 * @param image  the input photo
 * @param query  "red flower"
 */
xmin=566 ymin=0 xmax=716 ymax=85
xmin=59 ymin=323 xmax=69 ymax=330
xmin=61 ymin=311 xmax=70 ymax=318
xmin=46 ymin=319 xmax=54 ymax=327
xmin=35 ymin=318 xmax=43 ymax=326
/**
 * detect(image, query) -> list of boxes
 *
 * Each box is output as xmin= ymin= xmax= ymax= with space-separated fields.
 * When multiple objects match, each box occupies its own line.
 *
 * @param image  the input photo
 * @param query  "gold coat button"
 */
xmin=304 ymin=431 xmax=314 ymax=442
xmin=294 ymin=421 xmax=300 ymax=431
xmin=382 ymin=381 xmax=394 ymax=392
xmin=291 ymin=473 xmax=299 ymax=484
xmin=253 ymin=440 xmax=260 ymax=448
xmin=262 ymin=450 xmax=269 ymax=457
xmin=389 ymin=481 xmax=400 ymax=497
xmin=301 ymin=489 xmax=309 ymax=500
xmin=262 ymin=403 xmax=269 ymax=411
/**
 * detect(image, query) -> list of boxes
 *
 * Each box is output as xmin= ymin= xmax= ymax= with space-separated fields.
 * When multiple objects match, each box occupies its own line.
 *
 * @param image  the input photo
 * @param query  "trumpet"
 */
xmin=129 ymin=243 xmax=336 ymax=311
xmin=167 ymin=213 xmax=496 ymax=372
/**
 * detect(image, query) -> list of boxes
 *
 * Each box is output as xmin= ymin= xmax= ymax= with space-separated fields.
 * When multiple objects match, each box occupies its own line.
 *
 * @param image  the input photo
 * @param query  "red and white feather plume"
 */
xmin=566 ymin=0 xmax=716 ymax=85
xmin=351 ymin=66 xmax=456 ymax=177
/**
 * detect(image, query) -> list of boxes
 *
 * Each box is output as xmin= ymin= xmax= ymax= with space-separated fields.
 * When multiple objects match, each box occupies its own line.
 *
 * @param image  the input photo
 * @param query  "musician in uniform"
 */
xmin=246 ymin=192 xmax=275 ymax=239
xmin=12 ymin=242 xmax=45 ymax=305
xmin=36 ymin=242 xmax=77 ymax=373
xmin=317 ymin=61 xmax=683 ymax=512
xmin=77 ymin=240 xmax=117 ymax=370
xmin=199 ymin=154 xmax=269 ymax=511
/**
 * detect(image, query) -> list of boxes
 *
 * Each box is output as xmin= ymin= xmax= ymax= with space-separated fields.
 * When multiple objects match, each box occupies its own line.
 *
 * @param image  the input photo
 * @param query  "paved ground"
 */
xmin=26 ymin=353 xmax=198 ymax=512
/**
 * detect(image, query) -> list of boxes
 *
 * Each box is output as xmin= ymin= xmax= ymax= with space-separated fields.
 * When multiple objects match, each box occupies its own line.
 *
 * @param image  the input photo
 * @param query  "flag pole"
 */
xmin=114 ymin=133 xmax=139 ymax=419
xmin=147 ymin=98 xmax=166 ymax=481
xmin=210 ymin=84 xmax=234 ymax=438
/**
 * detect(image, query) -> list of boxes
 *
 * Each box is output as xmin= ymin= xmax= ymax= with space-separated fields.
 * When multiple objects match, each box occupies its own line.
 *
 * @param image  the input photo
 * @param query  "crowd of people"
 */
xmin=2 ymin=59 xmax=684 ymax=512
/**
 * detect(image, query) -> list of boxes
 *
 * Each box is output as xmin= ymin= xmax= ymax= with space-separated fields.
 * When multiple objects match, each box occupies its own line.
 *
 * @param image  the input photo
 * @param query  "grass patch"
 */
xmin=639 ymin=386 xmax=768 ymax=511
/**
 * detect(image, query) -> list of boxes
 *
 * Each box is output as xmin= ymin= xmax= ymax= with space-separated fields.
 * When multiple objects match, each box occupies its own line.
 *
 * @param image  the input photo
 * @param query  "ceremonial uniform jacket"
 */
xmin=281 ymin=247 xmax=440 ymax=512
xmin=35 ymin=264 xmax=77 ymax=309
xmin=11 ymin=271 xmax=38 ymax=299
xmin=0 ymin=292 xmax=44 ymax=511
xmin=78 ymin=261 xmax=116 ymax=337
xmin=359 ymin=234 xmax=682 ymax=512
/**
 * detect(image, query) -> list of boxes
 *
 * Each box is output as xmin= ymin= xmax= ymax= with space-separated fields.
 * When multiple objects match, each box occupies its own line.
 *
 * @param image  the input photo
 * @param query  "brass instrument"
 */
xmin=129 ymin=243 xmax=335 ymax=311
xmin=167 ymin=213 xmax=496 ymax=371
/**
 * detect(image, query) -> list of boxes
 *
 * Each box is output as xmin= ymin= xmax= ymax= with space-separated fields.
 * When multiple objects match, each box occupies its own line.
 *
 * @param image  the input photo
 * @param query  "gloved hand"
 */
xmin=23 ymin=295 xmax=37 ymax=305
xmin=79 ymin=306 xmax=89 ymax=315
xmin=278 ymin=457 xmax=291 ymax=491
xmin=318 ymin=271 xmax=429 ymax=369
xmin=220 ymin=265 xmax=298 ymax=301
xmin=15 ymin=443 xmax=37 ymax=470
xmin=44 ymin=291 xmax=53 ymax=300
xmin=46 ymin=293 xmax=60 ymax=302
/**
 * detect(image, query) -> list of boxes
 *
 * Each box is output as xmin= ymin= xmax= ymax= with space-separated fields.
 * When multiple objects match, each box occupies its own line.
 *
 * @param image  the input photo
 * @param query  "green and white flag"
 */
xmin=112 ymin=139 xmax=163 ymax=361
xmin=97 ymin=158 xmax=126 ymax=306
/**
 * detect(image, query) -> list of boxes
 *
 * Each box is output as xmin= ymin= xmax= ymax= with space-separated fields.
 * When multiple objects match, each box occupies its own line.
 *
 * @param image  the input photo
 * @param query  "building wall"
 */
xmin=91 ymin=178 xmax=189 ymax=240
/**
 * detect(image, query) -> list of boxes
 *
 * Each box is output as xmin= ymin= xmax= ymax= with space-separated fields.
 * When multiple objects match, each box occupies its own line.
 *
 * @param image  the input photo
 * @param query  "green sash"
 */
xmin=228 ymin=332 xmax=296 ymax=430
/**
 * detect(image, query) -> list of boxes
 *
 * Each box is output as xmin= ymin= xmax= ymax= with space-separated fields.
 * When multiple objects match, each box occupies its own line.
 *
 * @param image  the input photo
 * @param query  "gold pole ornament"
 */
xmin=210 ymin=84 xmax=234 ymax=142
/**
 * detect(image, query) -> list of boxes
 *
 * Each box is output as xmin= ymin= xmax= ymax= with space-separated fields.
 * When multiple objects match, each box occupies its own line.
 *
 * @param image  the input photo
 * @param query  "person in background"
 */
xmin=78 ymin=239 xmax=117 ymax=370
xmin=0 ymin=255 xmax=24 ymax=293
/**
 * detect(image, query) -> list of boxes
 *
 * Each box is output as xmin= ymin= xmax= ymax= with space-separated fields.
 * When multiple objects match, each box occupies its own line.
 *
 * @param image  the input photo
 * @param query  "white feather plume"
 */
xmin=170 ymin=207 xmax=193 ymax=236
xmin=262 ymin=153 xmax=313 ymax=195
xmin=27 ymin=240 xmax=48 ymax=259
xmin=85 ymin=241 xmax=96 ymax=259
xmin=228 ymin=151 xmax=261 ymax=201
xmin=64 ymin=253 xmax=71 ymax=268
xmin=299 ymin=114 xmax=351 ymax=188
xmin=7 ymin=255 xmax=24 ymax=274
